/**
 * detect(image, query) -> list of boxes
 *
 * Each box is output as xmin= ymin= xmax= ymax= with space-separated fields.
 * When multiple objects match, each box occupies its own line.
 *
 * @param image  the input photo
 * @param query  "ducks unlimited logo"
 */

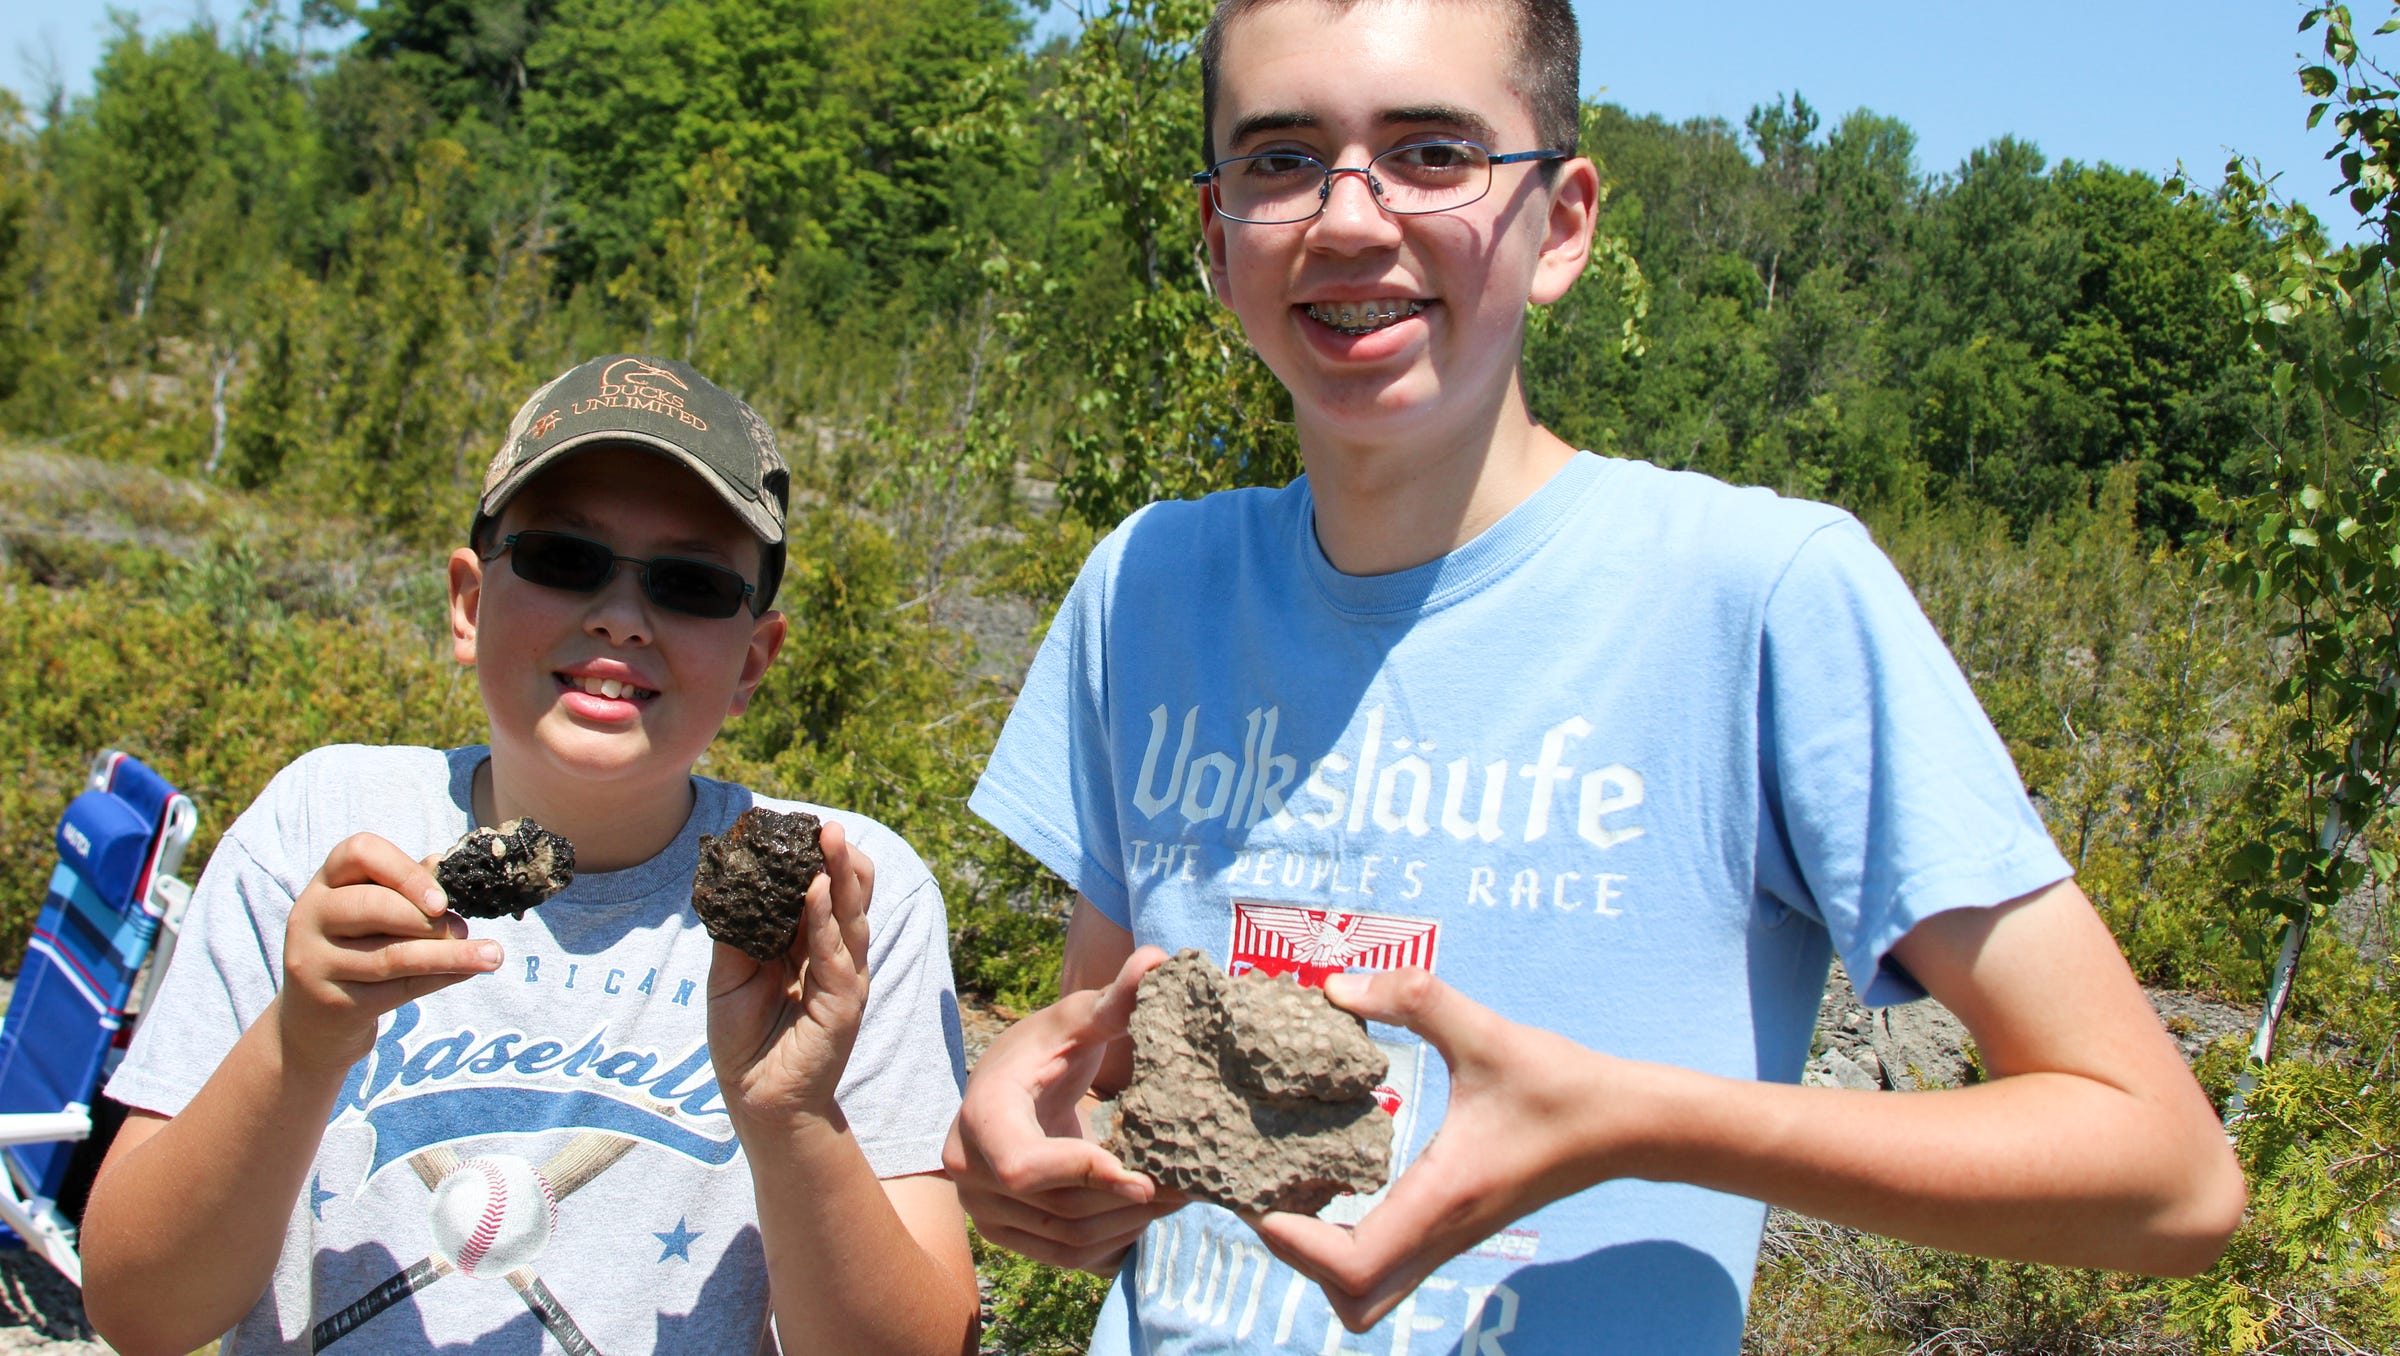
xmin=567 ymin=358 xmax=709 ymax=432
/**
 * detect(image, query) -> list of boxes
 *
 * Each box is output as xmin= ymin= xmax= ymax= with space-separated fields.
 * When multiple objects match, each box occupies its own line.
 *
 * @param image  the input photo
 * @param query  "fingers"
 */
xmin=1245 ymin=1129 xmax=1509 ymax=1332
xmin=964 ymin=1186 xmax=1180 ymax=1273
xmin=950 ymin=1104 xmax=1153 ymax=1199
xmin=1321 ymin=966 xmax=1490 ymax=1066
xmin=946 ymin=1111 xmax=1175 ymax=1271
xmin=816 ymin=819 xmax=874 ymax=972
xmin=290 ymin=835 xmax=502 ymax=1003
xmin=331 ymin=932 xmax=505 ymax=983
xmin=1248 ymin=1164 xmax=1480 ymax=1333
xmin=798 ymin=868 xmax=867 ymax=1008
xmin=315 ymin=832 xmax=448 ymax=919
xmin=1087 ymin=945 xmax=1171 ymax=1039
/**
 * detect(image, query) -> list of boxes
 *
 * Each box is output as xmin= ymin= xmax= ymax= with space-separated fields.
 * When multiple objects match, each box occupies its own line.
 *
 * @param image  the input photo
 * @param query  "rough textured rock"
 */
xmin=437 ymin=818 xmax=576 ymax=919
xmin=692 ymin=807 xmax=825 ymax=961
xmin=1111 ymin=950 xmax=1391 ymax=1215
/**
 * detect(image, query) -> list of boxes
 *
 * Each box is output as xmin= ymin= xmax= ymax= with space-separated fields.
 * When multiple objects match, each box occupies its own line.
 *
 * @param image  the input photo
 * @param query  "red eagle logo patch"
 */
xmin=1228 ymin=901 xmax=1440 ymax=989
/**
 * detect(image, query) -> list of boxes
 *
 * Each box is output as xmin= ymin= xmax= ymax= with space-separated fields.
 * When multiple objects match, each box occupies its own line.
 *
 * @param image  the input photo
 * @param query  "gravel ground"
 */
xmin=0 ymin=1255 xmax=101 ymax=1356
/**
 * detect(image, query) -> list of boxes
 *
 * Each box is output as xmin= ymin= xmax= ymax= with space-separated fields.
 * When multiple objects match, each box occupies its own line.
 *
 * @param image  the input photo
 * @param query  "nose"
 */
xmin=583 ymin=564 xmax=655 ymax=648
xmin=1309 ymin=166 xmax=1399 ymax=248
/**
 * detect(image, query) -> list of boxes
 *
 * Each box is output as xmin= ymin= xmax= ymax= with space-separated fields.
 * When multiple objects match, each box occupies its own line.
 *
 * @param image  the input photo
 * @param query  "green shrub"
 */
xmin=0 ymin=573 xmax=481 ymax=965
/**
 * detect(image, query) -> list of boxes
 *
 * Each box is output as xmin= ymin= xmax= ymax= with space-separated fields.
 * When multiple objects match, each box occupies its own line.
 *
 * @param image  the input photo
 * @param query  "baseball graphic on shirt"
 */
xmin=426 ymin=1155 xmax=559 ymax=1278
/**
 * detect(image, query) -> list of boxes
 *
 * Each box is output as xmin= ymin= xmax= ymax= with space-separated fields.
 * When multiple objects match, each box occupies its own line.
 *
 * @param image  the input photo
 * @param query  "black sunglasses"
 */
xmin=485 ymin=530 xmax=758 ymax=619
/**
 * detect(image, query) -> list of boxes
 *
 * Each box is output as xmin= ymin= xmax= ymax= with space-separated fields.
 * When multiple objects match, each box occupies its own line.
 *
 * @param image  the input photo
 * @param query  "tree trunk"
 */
xmin=134 ymin=221 xmax=170 ymax=323
xmin=2226 ymin=781 xmax=2348 ymax=1122
xmin=204 ymin=342 xmax=237 ymax=477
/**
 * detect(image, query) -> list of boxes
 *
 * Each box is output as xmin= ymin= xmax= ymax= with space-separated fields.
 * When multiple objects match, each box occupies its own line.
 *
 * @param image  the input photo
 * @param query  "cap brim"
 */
xmin=475 ymin=430 xmax=785 ymax=548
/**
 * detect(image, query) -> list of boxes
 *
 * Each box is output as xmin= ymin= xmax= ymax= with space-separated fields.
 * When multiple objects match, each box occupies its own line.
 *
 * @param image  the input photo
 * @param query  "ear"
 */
xmin=1199 ymin=183 xmax=1233 ymax=305
xmin=725 ymin=609 xmax=788 ymax=718
xmin=1528 ymin=155 xmax=1602 ymax=307
xmin=448 ymin=547 xmax=484 ymax=667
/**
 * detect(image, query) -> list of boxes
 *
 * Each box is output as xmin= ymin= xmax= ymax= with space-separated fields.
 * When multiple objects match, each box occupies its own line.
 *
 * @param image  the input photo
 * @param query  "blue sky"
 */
xmin=0 ymin=0 xmax=2362 ymax=231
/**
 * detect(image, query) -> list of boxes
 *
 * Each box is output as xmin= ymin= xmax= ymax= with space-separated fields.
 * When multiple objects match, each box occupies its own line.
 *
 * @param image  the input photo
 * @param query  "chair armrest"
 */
xmin=0 ymin=1106 xmax=92 ymax=1149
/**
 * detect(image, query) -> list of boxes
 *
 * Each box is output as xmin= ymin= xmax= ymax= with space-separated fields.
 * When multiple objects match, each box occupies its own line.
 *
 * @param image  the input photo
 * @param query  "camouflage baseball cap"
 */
xmin=473 ymin=354 xmax=790 ymax=611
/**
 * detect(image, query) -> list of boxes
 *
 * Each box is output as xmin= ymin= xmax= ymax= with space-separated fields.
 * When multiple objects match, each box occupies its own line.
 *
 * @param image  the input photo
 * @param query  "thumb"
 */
xmin=1075 ymin=945 xmax=1171 ymax=1042
xmin=1322 ymin=966 xmax=1487 ymax=1064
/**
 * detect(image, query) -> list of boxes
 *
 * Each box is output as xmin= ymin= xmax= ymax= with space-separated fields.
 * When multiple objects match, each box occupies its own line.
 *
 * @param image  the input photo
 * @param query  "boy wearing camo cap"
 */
xmin=84 ymin=355 xmax=978 ymax=1355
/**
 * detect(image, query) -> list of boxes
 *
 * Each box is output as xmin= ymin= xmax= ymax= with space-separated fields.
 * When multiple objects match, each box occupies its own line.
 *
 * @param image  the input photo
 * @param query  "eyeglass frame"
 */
xmin=481 ymin=529 xmax=762 ymax=619
xmin=1190 ymin=139 xmax=1569 ymax=225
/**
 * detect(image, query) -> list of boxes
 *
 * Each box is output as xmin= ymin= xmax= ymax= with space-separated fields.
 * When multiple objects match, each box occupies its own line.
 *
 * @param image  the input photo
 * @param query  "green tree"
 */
xmin=87 ymin=19 xmax=231 ymax=322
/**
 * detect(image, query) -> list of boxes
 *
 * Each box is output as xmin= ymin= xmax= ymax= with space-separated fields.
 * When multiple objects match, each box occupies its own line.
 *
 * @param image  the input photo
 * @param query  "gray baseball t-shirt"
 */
xmin=108 ymin=744 xmax=969 ymax=1355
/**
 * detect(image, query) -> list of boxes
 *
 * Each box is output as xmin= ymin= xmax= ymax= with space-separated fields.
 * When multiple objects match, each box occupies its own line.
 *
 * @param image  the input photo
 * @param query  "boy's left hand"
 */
xmin=707 ymin=818 xmax=874 ymax=1133
xmin=1243 ymin=968 xmax=1613 ymax=1334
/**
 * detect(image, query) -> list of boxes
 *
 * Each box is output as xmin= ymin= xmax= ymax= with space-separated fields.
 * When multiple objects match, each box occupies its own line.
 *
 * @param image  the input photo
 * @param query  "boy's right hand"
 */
xmin=942 ymin=947 xmax=1180 ymax=1273
xmin=277 ymin=832 xmax=502 ymax=1076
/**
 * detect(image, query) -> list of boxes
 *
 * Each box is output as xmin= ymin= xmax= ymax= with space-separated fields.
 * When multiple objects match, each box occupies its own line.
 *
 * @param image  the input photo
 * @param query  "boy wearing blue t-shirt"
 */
xmin=80 ymin=356 xmax=979 ymax=1355
xmin=944 ymin=2 xmax=2244 ymax=1353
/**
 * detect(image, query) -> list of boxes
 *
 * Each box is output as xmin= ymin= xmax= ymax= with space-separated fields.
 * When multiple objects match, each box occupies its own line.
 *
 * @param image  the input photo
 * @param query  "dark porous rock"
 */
xmin=437 ymin=818 xmax=576 ymax=919
xmin=692 ymin=807 xmax=826 ymax=962
xmin=1111 ymin=950 xmax=1391 ymax=1215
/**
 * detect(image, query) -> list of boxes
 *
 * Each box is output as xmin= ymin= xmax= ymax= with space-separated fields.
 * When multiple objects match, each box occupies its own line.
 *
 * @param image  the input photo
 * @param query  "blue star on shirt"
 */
xmin=309 ymin=1175 xmax=338 ymax=1220
xmin=654 ymin=1217 xmax=701 ymax=1263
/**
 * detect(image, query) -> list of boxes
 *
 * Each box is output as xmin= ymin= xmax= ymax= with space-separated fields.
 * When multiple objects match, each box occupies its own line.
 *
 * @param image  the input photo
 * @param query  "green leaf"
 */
xmin=2301 ymin=484 xmax=2327 ymax=510
xmin=2304 ymin=64 xmax=2340 ymax=96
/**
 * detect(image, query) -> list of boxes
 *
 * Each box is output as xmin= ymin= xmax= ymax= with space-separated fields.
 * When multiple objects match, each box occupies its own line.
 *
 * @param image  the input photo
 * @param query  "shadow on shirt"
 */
xmin=1433 ymin=1239 xmax=1744 ymax=1355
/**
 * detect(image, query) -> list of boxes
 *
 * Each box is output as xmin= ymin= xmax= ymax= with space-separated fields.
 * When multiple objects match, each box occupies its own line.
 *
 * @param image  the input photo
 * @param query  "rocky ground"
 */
xmin=1802 ymin=960 xmax=2258 ymax=1092
xmin=0 ymin=971 xmax=2259 ymax=1356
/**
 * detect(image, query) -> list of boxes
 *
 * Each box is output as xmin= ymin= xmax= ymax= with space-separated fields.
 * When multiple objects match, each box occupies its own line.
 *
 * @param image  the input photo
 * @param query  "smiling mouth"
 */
xmin=561 ymin=673 xmax=659 ymax=702
xmin=1305 ymin=299 xmax=1427 ymax=336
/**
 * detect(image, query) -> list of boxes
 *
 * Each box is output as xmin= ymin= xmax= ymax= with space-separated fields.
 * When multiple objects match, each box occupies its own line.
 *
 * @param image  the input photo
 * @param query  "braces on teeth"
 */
xmin=1308 ymin=300 xmax=1426 ymax=335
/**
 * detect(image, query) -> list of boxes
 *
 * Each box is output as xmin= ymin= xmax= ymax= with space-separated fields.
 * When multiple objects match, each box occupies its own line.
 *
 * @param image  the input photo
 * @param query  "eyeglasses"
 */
xmin=485 ymin=530 xmax=758 ymax=619
xmin=1192 ymin=140 xmax=1567 ymax=225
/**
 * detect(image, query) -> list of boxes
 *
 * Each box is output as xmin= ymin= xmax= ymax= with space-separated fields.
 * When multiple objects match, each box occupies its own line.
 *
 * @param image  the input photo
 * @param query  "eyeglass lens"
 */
xmin=503 ymin=531 xmax=753 ymax=619
xmin=1215 ymin=141 xmax=1492 ymax=224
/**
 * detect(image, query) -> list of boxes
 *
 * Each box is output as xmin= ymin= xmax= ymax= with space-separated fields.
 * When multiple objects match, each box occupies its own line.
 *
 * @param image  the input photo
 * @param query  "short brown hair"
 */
xmin=1198 ymin=0 xmax=1581 ymax=167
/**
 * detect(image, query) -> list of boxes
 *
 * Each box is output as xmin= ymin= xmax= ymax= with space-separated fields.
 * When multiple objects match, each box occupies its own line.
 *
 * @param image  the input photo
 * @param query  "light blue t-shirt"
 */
xmin=971 ymin=452 xmax=2070 ymax=1356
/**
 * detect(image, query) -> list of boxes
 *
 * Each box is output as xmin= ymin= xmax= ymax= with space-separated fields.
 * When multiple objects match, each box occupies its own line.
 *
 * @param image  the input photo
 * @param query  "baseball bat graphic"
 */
xmin=310 ymin=1256 xmax=454 ymax=1351
xmin=311 ymin=1132 xmax=636 ymax=1353
xmin=508 ymin=1268 xmax=604 ymax=1356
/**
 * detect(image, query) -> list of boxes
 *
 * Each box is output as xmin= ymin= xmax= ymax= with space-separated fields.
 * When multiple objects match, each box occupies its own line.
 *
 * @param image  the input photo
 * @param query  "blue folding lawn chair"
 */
xmin=0 ymin=750 xmax=198 ymax=1286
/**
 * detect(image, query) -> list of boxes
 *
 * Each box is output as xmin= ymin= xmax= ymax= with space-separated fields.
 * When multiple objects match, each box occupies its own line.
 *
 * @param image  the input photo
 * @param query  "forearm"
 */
xmin=81 ymin=994 xmax=350 ymax=1354
xmin=748 ymin=1116 xmax=976 ymax=1356
xmin=1604 ymin=1054 xmax=2242 ymax=1275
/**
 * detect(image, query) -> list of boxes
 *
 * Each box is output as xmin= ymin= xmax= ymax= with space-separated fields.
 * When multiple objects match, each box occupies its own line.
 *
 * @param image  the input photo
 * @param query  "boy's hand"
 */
xmin=708 ymin=819 xmax=874 ymax=1133
xmin=279 ymin=832 xmax=503 ymax=1077
xmin=942 ymin=947 xmax=1182 ymax=1273
xmin=1245 ymin=967 xmax=1610 ymax=1333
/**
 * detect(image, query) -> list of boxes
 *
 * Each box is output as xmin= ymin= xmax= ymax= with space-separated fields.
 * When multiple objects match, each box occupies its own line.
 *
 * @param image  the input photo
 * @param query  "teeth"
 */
xmin=576 ymin=675 xmax=649 ymax=700
xmin=1307 ymin=299 xmax=1425 ymax=335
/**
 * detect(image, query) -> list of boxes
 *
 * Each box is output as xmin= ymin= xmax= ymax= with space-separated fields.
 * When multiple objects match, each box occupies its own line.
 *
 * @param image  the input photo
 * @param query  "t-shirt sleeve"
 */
xmin=105 ymin=825 xmax=292 ymax=1118
xmin=834 ymin=825 xmax=967 ymax=1179
xmin=1755 ymin=518 xmax=2072 ymax=1007
xmin=969 ymin=527 xmax=1136 ymax=925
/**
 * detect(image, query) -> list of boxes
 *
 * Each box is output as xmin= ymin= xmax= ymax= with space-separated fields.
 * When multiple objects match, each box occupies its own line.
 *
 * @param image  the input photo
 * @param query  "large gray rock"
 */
xmin=1111 ymin=951 xmax=1392 ymax=1215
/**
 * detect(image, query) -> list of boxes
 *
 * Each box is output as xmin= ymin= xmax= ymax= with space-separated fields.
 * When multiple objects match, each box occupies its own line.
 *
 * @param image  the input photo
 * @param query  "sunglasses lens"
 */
xmin=500 ymin=532 xmax=749 ymax=618
xmin=644 ymin=558 xmax=750 ymax=619
xmin=510 ymin=532 xmax=615 ymax=590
